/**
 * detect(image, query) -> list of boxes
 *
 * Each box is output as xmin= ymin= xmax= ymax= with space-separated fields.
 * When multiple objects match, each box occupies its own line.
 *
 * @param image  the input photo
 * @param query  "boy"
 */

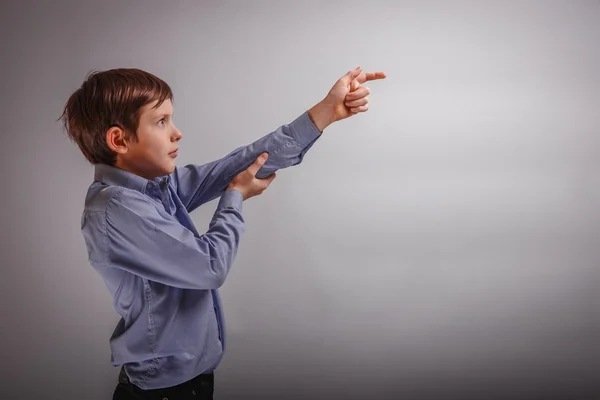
xmin=60 ymin=66 xmax=385 ymax=399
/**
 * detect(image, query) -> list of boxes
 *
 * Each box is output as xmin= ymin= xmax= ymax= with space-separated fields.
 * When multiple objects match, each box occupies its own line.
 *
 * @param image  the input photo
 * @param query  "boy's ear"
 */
xmin=106 ymin=126 xmax=129 ymax=154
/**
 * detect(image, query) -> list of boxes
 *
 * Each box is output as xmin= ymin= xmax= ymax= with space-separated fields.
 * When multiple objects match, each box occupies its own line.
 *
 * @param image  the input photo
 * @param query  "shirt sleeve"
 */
xmin=105 ymin=188 xmax=245 ymax=290
xmin=171 ymin=111 xmax=322 ymax=213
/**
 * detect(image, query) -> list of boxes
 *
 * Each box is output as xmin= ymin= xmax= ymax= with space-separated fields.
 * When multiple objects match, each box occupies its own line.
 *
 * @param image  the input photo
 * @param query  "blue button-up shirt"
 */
xmin=81 ymin=112 xmax=321 ymax=389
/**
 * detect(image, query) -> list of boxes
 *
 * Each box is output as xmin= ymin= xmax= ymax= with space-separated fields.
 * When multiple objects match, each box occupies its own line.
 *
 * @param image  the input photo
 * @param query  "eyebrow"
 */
xmin=156 ymin=112 xmax=174 ymax=119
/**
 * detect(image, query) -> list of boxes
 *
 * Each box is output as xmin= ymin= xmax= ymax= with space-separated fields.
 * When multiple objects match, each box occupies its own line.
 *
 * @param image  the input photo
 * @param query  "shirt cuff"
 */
xmin=289 ymin=111 xmax=322 ymax=148
xmin=217 ymin=189 xmax=244 ymax=212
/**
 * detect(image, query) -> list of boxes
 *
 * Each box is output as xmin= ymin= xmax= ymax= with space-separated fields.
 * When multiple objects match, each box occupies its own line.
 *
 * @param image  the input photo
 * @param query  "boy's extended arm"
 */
xmin=171 ymin=66 xmax=386 ymax=213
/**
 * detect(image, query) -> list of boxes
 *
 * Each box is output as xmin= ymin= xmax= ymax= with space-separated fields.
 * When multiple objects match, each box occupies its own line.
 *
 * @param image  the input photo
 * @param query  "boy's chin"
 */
xmin=165 ymin=163 xmax=176 ymax=174
xmin=148 ymin=164 xmax=175 ymax=179
xmin=160 ymin=160 xmax=176 ymax=175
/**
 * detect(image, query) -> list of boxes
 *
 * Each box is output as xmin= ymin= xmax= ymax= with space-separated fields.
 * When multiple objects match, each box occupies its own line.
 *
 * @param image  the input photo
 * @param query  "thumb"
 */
xmin=340 ymin=66 xmax=362 ymax=85
xmin=250 ymin=152 xmax=269 ymax=175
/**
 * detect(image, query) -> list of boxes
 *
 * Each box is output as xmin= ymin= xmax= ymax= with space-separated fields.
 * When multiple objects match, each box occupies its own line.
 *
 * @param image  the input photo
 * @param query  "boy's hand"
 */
xmin=227 ymin=153 xmax=276 ymax=200
xmin=308 ymin=66 xmax=387 ymax=132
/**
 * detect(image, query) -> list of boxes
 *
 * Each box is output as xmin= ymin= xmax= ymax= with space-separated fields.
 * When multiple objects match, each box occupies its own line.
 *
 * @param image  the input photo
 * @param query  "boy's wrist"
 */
xmin=308 ymin=100 xmax=334 ymax=133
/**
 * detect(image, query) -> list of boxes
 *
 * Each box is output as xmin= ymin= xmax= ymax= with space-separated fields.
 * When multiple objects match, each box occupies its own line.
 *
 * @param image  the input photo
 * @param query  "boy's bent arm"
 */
xmin=172 ymin=111 xmax=321 ymax=213
xmin=105 ymin=188 xmax=245 ymax=290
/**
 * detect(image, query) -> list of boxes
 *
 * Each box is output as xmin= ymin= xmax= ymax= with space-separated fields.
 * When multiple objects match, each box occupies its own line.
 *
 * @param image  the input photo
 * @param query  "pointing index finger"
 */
xmin=356 ymin=71 xmax=387 ymax=84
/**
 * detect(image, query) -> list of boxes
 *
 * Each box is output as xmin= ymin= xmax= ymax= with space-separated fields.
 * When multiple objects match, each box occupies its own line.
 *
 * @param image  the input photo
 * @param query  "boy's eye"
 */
xmin=157 ymin=118 xmax=166 ymax=127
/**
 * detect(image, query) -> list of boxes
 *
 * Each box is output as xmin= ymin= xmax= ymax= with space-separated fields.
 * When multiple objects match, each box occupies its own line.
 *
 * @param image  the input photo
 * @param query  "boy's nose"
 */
xmin=172 ymin=127 xmax=183 ymax=141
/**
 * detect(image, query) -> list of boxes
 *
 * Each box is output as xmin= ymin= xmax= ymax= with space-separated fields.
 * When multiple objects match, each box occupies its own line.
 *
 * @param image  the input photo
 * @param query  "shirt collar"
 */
xmin=93 ymin=164 xmax=170 ymax=194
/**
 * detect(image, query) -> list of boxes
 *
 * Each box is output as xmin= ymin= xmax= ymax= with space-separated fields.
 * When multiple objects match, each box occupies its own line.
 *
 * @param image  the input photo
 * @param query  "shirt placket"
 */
xmin=159 ymin=178 xmax=174 ymax=214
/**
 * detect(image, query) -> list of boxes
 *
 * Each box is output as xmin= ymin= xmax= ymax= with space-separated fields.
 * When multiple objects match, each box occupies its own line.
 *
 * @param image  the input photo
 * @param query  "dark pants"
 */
xmin=113 ymin=367 xmax=214 ymax=400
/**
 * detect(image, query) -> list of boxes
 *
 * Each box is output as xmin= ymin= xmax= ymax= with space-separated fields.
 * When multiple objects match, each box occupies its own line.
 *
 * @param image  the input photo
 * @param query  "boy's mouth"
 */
xmin=169 ymin=149 xmax=178 ymax=158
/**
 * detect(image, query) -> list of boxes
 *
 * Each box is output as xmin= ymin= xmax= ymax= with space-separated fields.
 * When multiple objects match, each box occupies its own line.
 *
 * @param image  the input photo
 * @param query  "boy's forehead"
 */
xmin=143 ymin=99 xmax=173 ymax=116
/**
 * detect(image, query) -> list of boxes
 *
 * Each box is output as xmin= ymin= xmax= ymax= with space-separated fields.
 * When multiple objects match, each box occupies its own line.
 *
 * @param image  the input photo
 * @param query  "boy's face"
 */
xmin=115 ymin=99 xmax=182 ymax=180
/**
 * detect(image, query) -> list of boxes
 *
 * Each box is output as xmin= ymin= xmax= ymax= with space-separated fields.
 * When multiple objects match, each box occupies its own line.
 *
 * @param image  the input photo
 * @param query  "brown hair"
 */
xmin=58 ymin=68 xmax=173 ymax=165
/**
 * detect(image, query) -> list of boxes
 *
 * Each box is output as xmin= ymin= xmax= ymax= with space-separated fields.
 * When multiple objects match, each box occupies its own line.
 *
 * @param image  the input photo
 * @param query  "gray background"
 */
xmin=1 ymin=0 xmax=599 ymax=399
